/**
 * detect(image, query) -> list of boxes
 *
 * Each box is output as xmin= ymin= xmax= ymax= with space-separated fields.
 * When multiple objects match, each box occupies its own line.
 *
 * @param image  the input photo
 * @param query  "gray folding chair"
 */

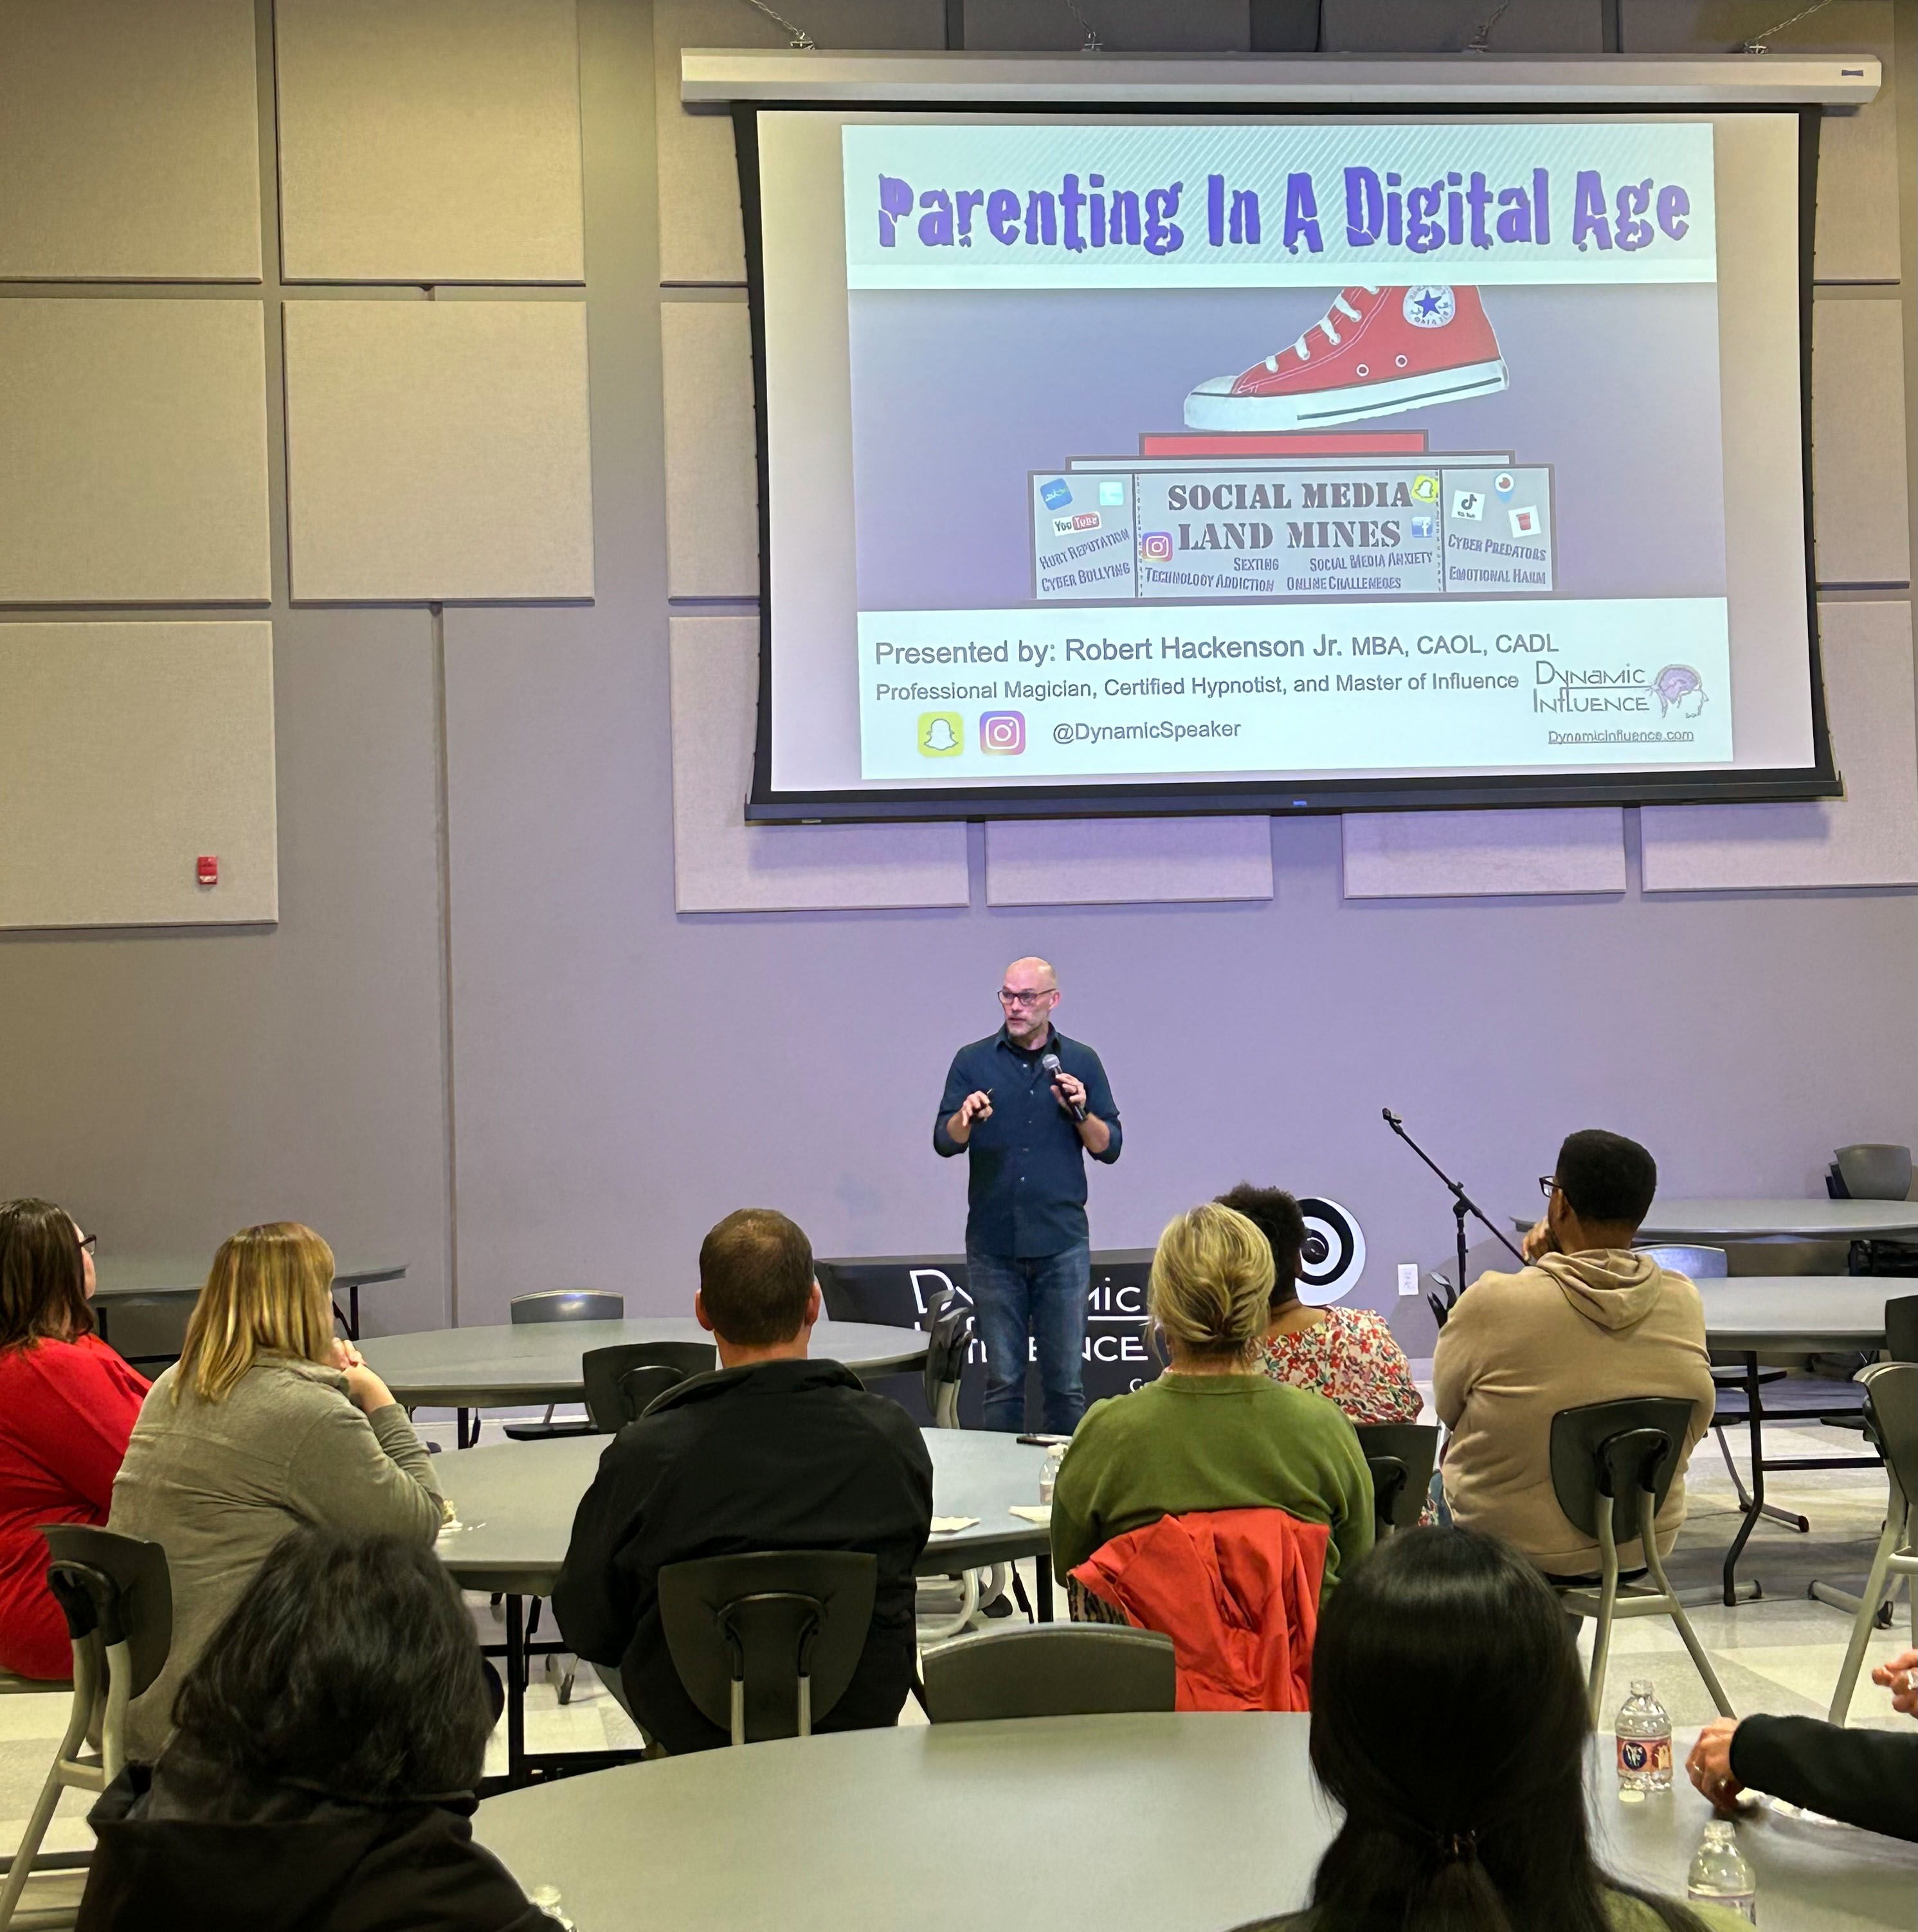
xmin=1548 ymin=1396 xmax=1733 ymax=1725
xmin=1826 ymin=1362 xmax=1917 ymax=1723
xmin=498 ymin=1289 xmax=626 ymax=1443
xmin=0 ymin=1528 xmax=170 ymax=1932
xmin=581 ymin=1341 xmax=714 ymax=1432
xmin=1353 ymin=1423 xmax=1439 ymax=1539
xmin=1836 ymin=1144 xmax=1914 ymax=1202
xmin=914 ymin=1294 xmax=1011 ymax=1638
xmin=921 ymin=1623 xmax=1175 ymax=1722
xmin=657 ymin=1552 xmax=876 ymax=1746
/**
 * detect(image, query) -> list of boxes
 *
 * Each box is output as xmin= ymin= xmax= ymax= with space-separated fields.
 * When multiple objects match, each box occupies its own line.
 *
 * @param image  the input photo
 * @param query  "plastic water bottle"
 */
xmin=1687 ymin=1819 xmax=1757 ymax=1922
xmin=1615 ymin=1679 xmax=1673 ymax=1792
xmin=1039 ymin=1443 xmax=1065 ymax=1503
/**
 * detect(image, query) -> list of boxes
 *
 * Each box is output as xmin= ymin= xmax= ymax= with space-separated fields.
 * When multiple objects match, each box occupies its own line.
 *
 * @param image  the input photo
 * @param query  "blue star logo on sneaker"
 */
xmin=1404 ymin=286 xmax=1456 ymax=328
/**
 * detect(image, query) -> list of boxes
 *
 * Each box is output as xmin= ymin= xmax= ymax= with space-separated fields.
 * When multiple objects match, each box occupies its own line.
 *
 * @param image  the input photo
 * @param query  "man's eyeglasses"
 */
xmin=998 ymin=988 xmax=1056 ymax=1007
xmin=1538 ymin=1176 xmax=1558 ymax=1200
xmin=77 ymin=1232 xmax=98 ymax=1254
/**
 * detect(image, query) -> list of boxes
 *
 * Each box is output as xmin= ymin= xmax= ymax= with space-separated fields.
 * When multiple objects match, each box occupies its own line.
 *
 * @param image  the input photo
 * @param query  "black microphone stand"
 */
xmin=1381 ymin=1108 xmax=1528 ymax=1328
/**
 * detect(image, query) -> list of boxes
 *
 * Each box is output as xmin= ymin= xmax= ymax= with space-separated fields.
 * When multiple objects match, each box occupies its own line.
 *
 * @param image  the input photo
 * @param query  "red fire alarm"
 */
xmin=196 ymin=855 xmax=219 ymax=887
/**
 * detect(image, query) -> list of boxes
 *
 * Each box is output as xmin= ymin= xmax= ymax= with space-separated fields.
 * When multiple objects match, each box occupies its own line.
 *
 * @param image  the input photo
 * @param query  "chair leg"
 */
xmin=1827 ymin=1504 xmax=1903 ymax=1724
xmin=1640 ymin=1495 xmax=1735 ymax=1719
xmin=1588 ymin=1518 xmax=1620 ymax=1728
xmin=0 ymin=1650 xmax=95 ymax=1930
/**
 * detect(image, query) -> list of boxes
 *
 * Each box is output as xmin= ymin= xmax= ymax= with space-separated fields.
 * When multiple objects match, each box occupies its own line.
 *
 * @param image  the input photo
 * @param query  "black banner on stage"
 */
xmin=816 ymin=1249 xmax=1162 ymax=1428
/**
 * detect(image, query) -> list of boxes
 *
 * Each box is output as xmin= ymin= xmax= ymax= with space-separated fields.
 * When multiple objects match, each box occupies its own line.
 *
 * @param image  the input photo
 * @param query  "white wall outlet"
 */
xmin=1397 ymin=1263 xmax=1420 ymax=1298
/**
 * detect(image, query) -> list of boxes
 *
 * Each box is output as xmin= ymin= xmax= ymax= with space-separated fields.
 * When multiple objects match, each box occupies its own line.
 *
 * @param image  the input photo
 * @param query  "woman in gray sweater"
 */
xmin=109 ymin=1222 xmax=445 ymax=1764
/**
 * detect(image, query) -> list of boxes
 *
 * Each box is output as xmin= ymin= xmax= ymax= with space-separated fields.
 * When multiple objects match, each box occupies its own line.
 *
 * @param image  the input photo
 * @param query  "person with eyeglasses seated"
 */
xmin=1432 ymin=1130 xmax=1714 ymax=1579
xmin=553 ymin=1208 xmax=933 ymax=1753
xmin=934 ymin=955 xmax=1121 ymax=1434
xmin=108 ymin=1223 xmax=445 ymax=1765
xmin=77 ymin=1528 xmax=558 ymax=1932
xmin=0 ymin=1200 xmax=150 ymax=1682
xmin=1683 ymin=1648 xmax=1918 ymax=1842
xmin=1233 ymin=1526 xmax=1750 ymax=1932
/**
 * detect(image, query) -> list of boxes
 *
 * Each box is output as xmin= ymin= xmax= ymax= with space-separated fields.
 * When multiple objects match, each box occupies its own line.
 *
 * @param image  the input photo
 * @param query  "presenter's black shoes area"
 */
xmin=77 ymin=1763 xmax=559 ymax=1932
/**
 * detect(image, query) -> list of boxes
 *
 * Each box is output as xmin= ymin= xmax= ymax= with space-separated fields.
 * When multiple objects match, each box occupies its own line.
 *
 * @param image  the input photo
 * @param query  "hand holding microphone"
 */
xmin=1042 ymin=1052 xmax=1087 ymax=1123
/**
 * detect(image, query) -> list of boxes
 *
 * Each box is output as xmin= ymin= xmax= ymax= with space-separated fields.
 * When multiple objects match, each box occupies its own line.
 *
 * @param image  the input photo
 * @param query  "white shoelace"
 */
xmin=1262 ymin=287 xmax=1380 ymax=370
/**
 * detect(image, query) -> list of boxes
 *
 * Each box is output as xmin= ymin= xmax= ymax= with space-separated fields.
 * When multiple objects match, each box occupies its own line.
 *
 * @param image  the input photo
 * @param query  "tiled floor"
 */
xmin=4 ymin=1417 xmax=1910 ymax=1874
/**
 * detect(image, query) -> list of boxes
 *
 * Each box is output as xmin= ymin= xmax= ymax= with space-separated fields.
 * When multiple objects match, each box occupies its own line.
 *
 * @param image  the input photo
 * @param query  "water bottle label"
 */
xmin=1618 ymin=1735 xmax=1672 ymax=1778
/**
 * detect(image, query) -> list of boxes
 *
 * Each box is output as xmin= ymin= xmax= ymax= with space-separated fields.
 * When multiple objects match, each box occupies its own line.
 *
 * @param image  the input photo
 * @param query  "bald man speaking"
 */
xmin=934 ymin=957 xmax=1122 ymax=1433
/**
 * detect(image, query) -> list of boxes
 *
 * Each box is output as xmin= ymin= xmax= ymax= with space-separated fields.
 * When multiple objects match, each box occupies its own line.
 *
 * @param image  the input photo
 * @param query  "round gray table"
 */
xmin=363 ymin=1318 xmax=928 ymax=1410
xmin=1698 ymin=1279 xmax=1895 ymax=1604
xmin=434 ymin=1427 xmax=1053 ymax=1782
xmin=91 ymin=1258 xmax=406 ymax=1343
xmin=1640 ymin=1200 xmax=1918 ymax=1241
xmin=472 ymin=1713 xmax=1917 ymax=1931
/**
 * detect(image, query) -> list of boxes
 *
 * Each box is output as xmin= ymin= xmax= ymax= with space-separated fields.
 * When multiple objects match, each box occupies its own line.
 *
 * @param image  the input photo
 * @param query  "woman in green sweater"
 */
xmin=1049 ymin=1201 xmax=1373 ymax=1596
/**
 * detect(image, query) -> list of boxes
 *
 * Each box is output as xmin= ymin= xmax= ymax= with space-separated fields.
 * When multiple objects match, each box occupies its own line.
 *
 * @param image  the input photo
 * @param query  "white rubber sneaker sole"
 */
xmin=1182 ymin=357 xmax=1508 ymax=430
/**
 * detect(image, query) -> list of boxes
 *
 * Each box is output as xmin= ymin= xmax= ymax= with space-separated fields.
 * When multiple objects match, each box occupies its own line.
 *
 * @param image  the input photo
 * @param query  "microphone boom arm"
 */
xmin=1381 ymin=1108 xmax=1528 ymax=1327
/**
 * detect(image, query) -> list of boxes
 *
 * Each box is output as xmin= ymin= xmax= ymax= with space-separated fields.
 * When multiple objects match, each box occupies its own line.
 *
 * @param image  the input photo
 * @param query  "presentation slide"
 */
xmin=752 ymin=111 xmax=1823 ymax=809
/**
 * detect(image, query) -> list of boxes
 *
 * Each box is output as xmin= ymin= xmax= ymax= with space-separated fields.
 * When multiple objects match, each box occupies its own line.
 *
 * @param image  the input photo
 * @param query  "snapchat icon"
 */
xmin=918 ymin=712 xmax=963 ymax=757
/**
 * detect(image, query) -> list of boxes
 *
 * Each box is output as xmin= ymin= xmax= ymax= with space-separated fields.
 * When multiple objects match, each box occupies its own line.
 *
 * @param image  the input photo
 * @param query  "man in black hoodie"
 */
xmin=552 ymin=1208 xmax=934 ymax=1753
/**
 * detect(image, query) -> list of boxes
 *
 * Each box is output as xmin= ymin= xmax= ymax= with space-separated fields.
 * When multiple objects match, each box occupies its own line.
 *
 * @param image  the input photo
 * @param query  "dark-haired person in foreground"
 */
xmin=1235 ymin=1527 xmax=1747 ymax=1932
xmin=1433 ymin=1130 xmax=1715 ymax=1576
xmin=553 ymin=1209 xmax=933 ymax=1753
xmin=77 ymin=1528 xmax=556 ymax=1932
xmin=1684 ymin=1647 xmax=1918 ymax=1842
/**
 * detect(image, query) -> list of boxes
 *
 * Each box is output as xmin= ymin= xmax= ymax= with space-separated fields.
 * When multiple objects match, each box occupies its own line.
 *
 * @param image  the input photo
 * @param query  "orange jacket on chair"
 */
xmin=1069 ymin=1506 xmax=1328 ymax=1711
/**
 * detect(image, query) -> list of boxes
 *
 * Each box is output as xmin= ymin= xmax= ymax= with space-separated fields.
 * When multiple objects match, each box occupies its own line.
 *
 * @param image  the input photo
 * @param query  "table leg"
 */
xmin=1035 ymin=1554 xmax=1054 ymax=1623
xmin=1722 ymin=1353 xmax=1766 ymax=1605
xmin=505 ymin=1594 xmax=527 ymax=1786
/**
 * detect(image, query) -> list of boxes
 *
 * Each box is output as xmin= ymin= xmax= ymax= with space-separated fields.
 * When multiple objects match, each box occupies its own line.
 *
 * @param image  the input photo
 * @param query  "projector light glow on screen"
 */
xmin=743 ymin=108 xmax=1833 ymax=820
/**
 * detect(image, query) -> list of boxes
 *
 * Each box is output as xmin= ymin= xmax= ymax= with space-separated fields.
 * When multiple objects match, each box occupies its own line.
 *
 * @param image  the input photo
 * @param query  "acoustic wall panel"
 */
xmin=1322 ymin=0 xmax=1602 ymax=51
xmin=653 ymin=0 xmax=945 ymax=285
xmin=1640 ymin=601 xmax=1918 ymax=891
xmin=670 ymin=616 xmax=968 ymax=912
xmin=0 ymin=622 xmax=277 ymax=928
xmin=1620 ymin=1 xmax=1899 ymax=282
xmin=984 ymin=817 xmax=1273 ymax=906
xmin=1341 ymin=808 xmax=1627 ymax=898
xmin=1811 ymin=299 xmax=1912 ymax=586
xmin=284 ymin=300 xmax=594 ymax=602
xmin=275 ymin=0 xmax=584 ymax=284
xmin=963 ymin=0 xmax=1249 ymax=50
xmin=661 ymin=300 xmax=758 ymax=598
xmin=0 ymin=0 xmax=262 ymax=281
xmin=0 ymin=301 xmax=271 ymax=605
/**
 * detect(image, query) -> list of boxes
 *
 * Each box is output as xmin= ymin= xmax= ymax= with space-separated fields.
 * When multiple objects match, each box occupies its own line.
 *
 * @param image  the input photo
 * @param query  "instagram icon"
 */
xmin=979 ymin=711 xmax=1026 ymax=755
xmin=1140 ymin=530 xmax=1174 ymax=563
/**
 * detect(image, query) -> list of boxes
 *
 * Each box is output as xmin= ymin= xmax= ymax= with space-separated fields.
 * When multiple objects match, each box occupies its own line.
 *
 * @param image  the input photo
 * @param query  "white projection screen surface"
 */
xmin=741 ymin=107 xmax=1835 ymax=822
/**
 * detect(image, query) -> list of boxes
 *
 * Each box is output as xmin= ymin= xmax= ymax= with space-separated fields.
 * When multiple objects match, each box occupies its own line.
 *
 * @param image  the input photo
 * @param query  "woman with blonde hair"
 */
xmin=109 ymin=1223 xmax=443 ymax=1764
xmin=1050 ymin=1202 xmax=1374 ymax=1610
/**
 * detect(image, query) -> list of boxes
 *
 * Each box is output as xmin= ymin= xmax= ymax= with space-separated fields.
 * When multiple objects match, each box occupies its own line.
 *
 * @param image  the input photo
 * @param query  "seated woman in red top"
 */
xmin=0 ymin=1199 xmax=150 ymax=1679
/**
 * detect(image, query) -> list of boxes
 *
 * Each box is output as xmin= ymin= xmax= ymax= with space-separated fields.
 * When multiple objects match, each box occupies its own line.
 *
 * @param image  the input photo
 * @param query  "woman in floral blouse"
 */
xmin=1216 ymin=1183 xmax=1436 ymax=1522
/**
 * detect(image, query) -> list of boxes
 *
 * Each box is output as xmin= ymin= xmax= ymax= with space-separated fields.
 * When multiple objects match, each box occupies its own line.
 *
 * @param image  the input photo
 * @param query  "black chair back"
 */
xmin=921 ymin=1624 xmax=1175 ymax=1723
xmin=1887 ymin=1294 xmax=1918 ymax=1365
xmin=1861 ymin=1362 xmax=1918 ymax=1511
xmin=657 ymin=1551 xmax=876 ymax=1744
xmin=511 ymin=1289 xmax=625 ymax=1325
xmin=581 ymin=1341 xmax=716 ymax=1432
xmin=1353 ymin=1423 xmax=1439 ymax=1533
xmin=922 ymin=1297 xmax=975 ymax=1428
xmin=39 ymin=1526 xmax=172 ymax=1698
xmin=1548 ymin=1397 xmax=1696 ymax=1547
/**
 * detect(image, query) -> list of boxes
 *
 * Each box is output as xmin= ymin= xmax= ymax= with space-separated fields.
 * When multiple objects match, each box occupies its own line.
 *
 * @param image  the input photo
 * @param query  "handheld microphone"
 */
xmin=1040 ymin=1052 xmax=1086 ymax=1122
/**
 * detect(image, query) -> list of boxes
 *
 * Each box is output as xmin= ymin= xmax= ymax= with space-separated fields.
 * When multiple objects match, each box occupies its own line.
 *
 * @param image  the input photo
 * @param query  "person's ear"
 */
xmin=694 ymin=1290 xmax=716 ymax=1334
xmin=802 ymin=1281 xmax=822 ymax=1330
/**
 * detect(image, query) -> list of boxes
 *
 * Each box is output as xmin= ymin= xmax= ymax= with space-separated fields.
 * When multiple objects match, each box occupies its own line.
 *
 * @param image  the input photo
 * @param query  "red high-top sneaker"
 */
xmin=1184 ymin=285 xmax=1507 ymax=430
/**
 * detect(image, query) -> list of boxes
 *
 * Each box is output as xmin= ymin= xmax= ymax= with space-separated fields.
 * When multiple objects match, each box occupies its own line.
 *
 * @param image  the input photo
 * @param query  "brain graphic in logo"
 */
xmin=1651 ymin=664 xmax=1706 ymax=720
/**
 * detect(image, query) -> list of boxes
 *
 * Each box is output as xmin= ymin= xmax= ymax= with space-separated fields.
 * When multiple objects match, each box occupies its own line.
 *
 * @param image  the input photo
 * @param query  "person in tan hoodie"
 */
xmin=1433 ymin=1130 xmax=1715 ymax=1578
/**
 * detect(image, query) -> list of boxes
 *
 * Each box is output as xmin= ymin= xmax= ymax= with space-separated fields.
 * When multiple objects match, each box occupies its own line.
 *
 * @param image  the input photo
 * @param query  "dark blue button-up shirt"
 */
xmin=934 ymin=1025 xmax=1122 ymax=1258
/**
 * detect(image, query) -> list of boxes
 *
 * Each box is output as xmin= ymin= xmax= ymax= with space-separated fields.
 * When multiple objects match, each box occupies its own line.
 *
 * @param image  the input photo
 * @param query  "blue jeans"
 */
xmin=966 ymin=1244 xmax=1090 ymax=1434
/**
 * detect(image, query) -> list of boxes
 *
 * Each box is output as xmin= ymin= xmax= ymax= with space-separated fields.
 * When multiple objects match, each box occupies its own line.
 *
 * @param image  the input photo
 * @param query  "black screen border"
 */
xmin=735 ymin=100 xmax=1838 ymax=824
